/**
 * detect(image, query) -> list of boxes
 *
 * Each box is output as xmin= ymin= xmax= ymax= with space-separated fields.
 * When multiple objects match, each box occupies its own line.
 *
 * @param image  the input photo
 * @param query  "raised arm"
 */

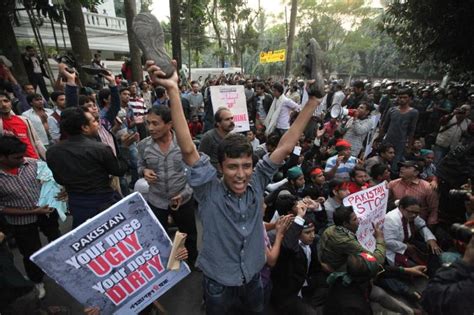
xmin=58 ymin=63 xmax=79 ymax=108
xmin=270 ymin=95 xmax=320 ymax=164
xmin=146 ymin=61 xmax=199 ymax=166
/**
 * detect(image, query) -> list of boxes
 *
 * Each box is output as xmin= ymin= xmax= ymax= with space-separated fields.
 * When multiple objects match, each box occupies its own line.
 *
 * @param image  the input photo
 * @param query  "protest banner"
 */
xmin=259 ymin=49 xmax=286 ymax=64
xmin=31 ymin=192 xmax=190 ymax=315
xmin=343 ymin=182 xmax=388 ymax=252
xmin=210 ymin=85 xmax=250 ymax=133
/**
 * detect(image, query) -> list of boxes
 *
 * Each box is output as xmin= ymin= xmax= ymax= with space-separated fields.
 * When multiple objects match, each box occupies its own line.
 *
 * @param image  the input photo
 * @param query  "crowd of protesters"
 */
xmin=0 ymin=48 xmax=473 ymax=315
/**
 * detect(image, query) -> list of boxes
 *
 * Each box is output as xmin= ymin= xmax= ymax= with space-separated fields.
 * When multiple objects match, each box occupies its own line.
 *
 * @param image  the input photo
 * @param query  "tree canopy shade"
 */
xmin=381 ymin=0 xmax=474 ymax=74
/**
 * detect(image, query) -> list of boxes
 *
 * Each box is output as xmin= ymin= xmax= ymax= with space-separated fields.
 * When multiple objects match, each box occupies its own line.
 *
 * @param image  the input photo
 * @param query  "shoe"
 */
xmin=303 ymin=38 xmax=324 ymax=98
xmin=35 ymin=282 xmax=46 ymax=299
xmin=133 ymin=13 xmax=174 ymax=78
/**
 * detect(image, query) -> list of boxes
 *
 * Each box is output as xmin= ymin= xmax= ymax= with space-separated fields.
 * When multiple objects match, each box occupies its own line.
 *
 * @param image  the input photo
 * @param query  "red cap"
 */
xmin=336 ymin=139 xmax=352 ymax=148
xmin=310 ymin=168 xmax=323 ymax=176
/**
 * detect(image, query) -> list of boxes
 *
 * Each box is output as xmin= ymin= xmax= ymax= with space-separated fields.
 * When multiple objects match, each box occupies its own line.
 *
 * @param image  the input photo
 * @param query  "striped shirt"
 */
xmin=388 ymin=178 xmax=439 ymax=225
xmin=324 ymin=155 xmax=358 ymax=181
xmin=128 ymin=97 xmax=147 ymax=124
xmin=0 ymin=158 xmax=40 ymax=225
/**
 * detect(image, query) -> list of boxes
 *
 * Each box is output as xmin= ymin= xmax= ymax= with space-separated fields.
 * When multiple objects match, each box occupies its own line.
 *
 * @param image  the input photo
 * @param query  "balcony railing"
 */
xmin=83 ymin=12 xmax=127 ymax=31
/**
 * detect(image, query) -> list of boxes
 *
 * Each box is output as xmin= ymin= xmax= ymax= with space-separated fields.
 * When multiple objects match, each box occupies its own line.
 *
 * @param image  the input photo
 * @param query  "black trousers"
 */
xmin=10 ymin=212 xmax=61 ymax=283
xmin=148 ymin=199 xmax=198 ymax=266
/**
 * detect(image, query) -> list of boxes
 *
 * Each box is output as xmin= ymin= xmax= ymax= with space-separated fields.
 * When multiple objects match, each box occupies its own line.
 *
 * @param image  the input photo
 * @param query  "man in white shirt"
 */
xmin=48 ymin=91 xmax=66 ymax=144
xmin=22 ymin=93 xmax=53 ymax=147
xmin=384 ymin=196 xmax=441 ymax=270
xmin=264 ymin=82 xmax=299 ymax=135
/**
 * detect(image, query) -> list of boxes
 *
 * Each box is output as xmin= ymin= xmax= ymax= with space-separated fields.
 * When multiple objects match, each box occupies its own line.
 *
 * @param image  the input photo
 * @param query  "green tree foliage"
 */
xmin=180 ymin=0 xmax=210 ymax=67
xmin=203 ymin=0 xmax=259 ymax=67
xmin=381 ymin=0 xmax=474 ymax=74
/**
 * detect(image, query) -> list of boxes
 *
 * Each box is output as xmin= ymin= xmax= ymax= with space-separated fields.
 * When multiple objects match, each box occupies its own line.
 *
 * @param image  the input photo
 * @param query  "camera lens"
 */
xmin=450 ymin=223 xmax=473 ymax=243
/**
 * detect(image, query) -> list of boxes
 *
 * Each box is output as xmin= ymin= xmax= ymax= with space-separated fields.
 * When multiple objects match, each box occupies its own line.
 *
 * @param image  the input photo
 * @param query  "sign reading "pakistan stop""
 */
xmin=259 ymin=49 xmax=286 ymax=64
xmin=31 ymin=193 xmax=190 ymax=314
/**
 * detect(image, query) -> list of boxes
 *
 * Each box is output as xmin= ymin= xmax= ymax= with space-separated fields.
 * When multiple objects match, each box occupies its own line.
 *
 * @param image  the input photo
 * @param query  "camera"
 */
xmin=449 ymin=189 xmax=472 ymax=199
xmin=450 ymin=223 xmax=473 ymax=243
xmin=54 ymin=54 xmax=80 ymax=73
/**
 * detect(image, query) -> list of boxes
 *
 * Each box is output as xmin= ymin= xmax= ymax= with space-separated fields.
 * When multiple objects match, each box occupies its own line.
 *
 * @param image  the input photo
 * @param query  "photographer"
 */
xmin=421 ymin=236 xmax=474 ymax=315
xmin=435 ymin=125 xmax=474 ymax=226
xmin=433 ymin=104 xmax=471 ymax=164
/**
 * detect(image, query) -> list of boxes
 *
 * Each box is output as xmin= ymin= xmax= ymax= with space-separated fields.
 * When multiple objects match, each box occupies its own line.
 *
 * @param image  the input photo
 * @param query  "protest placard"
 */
xmin=343 ymin=182 xmax=388 ymax=252
xmin=210 ymin=85 xmax=250 ymax=133
xmin=31 ymin=192 xmax=190 ymax=315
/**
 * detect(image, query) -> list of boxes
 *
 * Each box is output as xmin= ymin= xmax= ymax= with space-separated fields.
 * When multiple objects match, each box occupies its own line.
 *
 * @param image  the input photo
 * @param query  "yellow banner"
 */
xmin=259 ymin=49 xmax=286 ymax=64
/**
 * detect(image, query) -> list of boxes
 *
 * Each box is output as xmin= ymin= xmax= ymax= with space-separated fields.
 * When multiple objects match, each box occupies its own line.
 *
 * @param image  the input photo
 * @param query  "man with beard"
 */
xmin=198 ymin=107 xmax=235 ymax=170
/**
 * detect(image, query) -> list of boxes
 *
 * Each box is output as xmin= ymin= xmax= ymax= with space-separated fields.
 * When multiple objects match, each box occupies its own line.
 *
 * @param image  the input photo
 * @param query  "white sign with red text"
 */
xmin=343 ymin=182 xmax=388 ymax=252
xmin=210 ymin=85 xmax=250 ymax=133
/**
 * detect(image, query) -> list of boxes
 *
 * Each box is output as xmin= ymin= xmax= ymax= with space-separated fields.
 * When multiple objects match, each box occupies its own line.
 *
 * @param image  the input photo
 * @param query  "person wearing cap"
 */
xmin=302 ymin=167 xmax=328 ymax=201
xmin=434 ymin=104 xmax=471 ymax=164
xmin=324 ymin=139 xmax=358 ymax=181
xmin=323 ymin=179 xmax=351 ymax=226
xmin=388 ymin=160 xmax=439 ymax=227
xmin=264 ymin=166 xmax=306 ymax=221
xmin=270 ymin=200 xmax=326 ymax=314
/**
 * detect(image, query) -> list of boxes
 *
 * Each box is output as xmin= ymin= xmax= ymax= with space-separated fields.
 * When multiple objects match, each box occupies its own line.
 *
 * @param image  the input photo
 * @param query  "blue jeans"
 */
xmin=433 ymin=145 xmax=450 ymax=165
xmin=203 ymin=274 xmax=264 ymax=315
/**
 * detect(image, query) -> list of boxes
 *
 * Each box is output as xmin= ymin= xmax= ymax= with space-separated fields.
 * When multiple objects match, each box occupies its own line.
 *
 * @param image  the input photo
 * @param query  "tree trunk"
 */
xmin=207 ymin=0 xmax=224 ymax=67
xmin=169 ymin=0 xmax=182 ymax=69
xmin=63 ymin=0 xmax=91 ymax=83
xmin=124 ymin=0 xmax=143 ymax=82
xmin=0 ymin=9 xmax=28 ymax=84
xmin=285 ymin=0 xmax=297 ymax=78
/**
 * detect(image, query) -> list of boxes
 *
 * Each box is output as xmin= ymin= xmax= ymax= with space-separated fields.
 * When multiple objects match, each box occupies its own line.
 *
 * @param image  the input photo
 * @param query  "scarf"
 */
xmin=264 ymin=94 xmax=286 ymax=134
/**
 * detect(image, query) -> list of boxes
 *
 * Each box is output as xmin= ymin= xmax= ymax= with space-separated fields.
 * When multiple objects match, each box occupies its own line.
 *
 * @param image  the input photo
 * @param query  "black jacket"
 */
xmin=46 ymin=135 xmax=129 ymax=194
xmin=323 ymin=278 xmax=372 ymax=315
xmin=249 ymin=93 xmax=273 ymax=123
xmin=421 ymin=260 xmax=474 ymax=315
xmin=22 ymin=53 xmax=48 ymax=79
xmin=270 ymin=222 xmax=322 ymax=305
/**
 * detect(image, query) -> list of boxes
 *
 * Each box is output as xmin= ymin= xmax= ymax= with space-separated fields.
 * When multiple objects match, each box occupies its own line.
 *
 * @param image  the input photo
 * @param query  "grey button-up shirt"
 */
xmin=137 ymin=133 xmax=193 ymax=209
xmin=187 ymin=153 xmax=281 ymax=286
